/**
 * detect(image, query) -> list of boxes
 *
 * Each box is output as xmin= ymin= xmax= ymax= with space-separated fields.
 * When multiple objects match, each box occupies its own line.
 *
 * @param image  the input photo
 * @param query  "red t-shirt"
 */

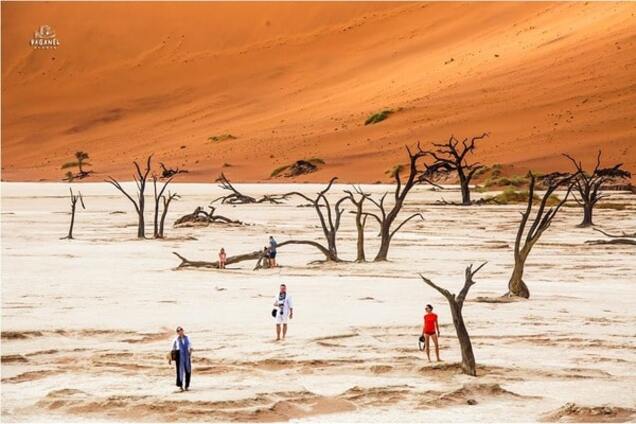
xmin=423 ymin=313 xmax=438 ymax=334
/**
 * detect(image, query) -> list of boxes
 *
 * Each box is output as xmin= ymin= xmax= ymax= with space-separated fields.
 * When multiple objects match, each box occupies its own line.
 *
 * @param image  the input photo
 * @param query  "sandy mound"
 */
xmin=540 ymin=403 xmax=636 ymax=423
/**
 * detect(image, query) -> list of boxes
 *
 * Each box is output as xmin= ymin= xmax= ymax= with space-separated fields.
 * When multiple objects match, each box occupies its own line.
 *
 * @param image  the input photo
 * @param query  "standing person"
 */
xmin=422 ymin=304 xmax=441 ymax=362
xmin=218 ymin=248 xmax=227 ymax=269
xmin=170 ymin=326 xmax=193 ymax=391
xmin=273 ymin=284 xmax=293 ymax=341
xmin=268 ymin=236 xmax=278 ymax=267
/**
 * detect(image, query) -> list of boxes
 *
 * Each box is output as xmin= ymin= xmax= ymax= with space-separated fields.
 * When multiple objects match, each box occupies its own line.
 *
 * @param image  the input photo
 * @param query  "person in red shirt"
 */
xmin=422 ymin=304 xmax=441 ymax=361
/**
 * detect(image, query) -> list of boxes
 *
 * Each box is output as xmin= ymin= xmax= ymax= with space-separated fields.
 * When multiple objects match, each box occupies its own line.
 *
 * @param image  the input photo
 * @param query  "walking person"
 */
xmin=273 ymin=284 xmax=293 ymax=341
xmin=422 ymin=304 xmax=441 ymax=362
xmin=170 ymin=326 xmax=193 ymax=391
xmin=268 ymin=236 xmax=278 ymax=267
xmin=218 ymin=247 xmax=227 ymax=269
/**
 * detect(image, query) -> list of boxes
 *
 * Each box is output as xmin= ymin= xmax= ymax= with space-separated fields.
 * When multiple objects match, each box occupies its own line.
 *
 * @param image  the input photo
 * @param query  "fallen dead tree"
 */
xmin=174 ymin=206 xmax=244 ymax=227
xmin=586 ymin=228 xmax=636 ymax=246
xmin=212 ymin=173 xmax=291 ymax=204
xmin=172 ymin=240 xmax=332 ymax=270
xmin=420 ymin=262 xmax=487 ymax=376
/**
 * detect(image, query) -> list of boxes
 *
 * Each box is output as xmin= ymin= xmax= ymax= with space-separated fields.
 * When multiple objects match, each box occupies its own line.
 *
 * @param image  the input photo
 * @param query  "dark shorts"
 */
xmin=269 ymin=251 xmax=277 ymax=258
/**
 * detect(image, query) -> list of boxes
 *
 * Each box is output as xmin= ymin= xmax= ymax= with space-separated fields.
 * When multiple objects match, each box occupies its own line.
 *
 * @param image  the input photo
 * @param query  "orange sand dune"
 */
xmin=2 ymin=2 xmax=635 ymax=183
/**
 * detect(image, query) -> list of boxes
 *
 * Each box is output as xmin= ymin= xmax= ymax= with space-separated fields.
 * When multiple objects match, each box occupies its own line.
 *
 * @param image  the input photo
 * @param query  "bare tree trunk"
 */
xmin=449 ymin=301 xmax=476 ymax=376
xmin=507 ymin=254 xmax=530 ymax=299
xmin=67 ymin=202 xmax=77 ymax=239
xmin=423 ymin=133 xmax=488 ymax=207
xmin=61 ymin=188 xmax=85 ymax=240
xmin=420 ymin=262 xmax=486 ymax=376
xmin=506 ymin=172 xmax=574 ymax=298
xmin=158 ymin=192 xmax=179 ymax=238
xmin=354 ymin=212 xmax=366 ymax=262
xmin=138 ymin=188 xmax=146 ymax=239
xmin=106 ymin=155 xmax=153 ymax=239
xmin=459 ymin=173 xmax=471 ymax=205
xmin=564 ymin=152 xmax=631 ymax=228
xmin=152 ymin=176 xmax=174 ymax=238
xmin=287 ymin=178 xmax=346 ymax=262
xmin=581 ymin=202 xmax=594 ymax=227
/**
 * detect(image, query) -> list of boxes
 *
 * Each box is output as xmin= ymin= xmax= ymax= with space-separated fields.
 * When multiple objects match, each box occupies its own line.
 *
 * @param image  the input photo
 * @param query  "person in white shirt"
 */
xmin=273 ymin=284 xmax=293 ymax=341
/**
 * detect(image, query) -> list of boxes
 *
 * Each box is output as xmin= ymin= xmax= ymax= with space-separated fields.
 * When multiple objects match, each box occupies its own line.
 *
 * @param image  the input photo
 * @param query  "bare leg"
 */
xmin=424 ymin=334 xmax=431 ymax=361
xmin=431 ymin=334 xmax=441 ymax=361
xmin=276 ymin=324 xmax=281 ymax=341
xmin=282 ymin=323 xmax=288 ymax=339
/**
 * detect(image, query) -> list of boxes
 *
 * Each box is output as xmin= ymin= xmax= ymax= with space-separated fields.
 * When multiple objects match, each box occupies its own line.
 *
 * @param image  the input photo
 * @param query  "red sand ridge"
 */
xmin=2 ymin=2 xmax=635 ymax=183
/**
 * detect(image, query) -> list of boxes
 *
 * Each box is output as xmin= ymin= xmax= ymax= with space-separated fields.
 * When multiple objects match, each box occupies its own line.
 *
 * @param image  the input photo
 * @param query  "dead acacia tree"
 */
xmin=507 ymin=172 xmax=575 ymax=298
xmin=152 ymin=175 xmax=175 ymax=238
xmin=174 ymin=206 xmax=244 ymax=227
xmin=344 ymin=186 xmax=370 ymax=262
xmin=158 ymin=191 xmax=180 ymax=238
xmin=563 ymin=151 xmax=631 ymax=227
xmin=106 ymin=155 xmax=153 ymax=239
xmin=212 ymin=173 xmax=290 ymax=204
xmin=160 ymin=162 xmax=188 ymax=179
xmin=586 ymin=228 xmax=636 ymax=246
xmin=287 ymin=177 xmax=348 ymax=262
xmin=424 ymin=133 xmax=488 ymax=205
xmin=420 ymin=262 xmax=487 ymax=376
xmin=364 ymin=144 xmax=439 ymax=261
xmin=61 ymin=188 xmax=85 ymax=240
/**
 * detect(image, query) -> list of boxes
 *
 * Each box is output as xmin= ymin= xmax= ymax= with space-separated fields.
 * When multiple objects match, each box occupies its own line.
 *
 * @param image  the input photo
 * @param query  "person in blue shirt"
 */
xmin=268 ymin=235 xmax=278 ymax=267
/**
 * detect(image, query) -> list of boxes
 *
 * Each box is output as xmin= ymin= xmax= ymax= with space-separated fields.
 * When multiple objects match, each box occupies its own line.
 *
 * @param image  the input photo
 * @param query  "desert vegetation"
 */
xmin=364 ymin=109 xmax=393 ymax=125
xmin=208 ymin=134 xmax=236 ymax=142
xmin=270 ymin=158 xmax=325 ymax=178
xmin=61 ymin=151 xmax=93 ymax=181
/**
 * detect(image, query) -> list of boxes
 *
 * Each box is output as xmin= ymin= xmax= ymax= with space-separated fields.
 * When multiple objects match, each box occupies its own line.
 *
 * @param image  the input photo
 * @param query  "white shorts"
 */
xmin=274 ymin=313 xmax=289 ymax=325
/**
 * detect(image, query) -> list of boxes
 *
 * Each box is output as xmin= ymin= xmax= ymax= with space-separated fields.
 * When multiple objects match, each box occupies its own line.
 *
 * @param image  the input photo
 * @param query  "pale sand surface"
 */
xmin=1 ymin=182 xmax=635 ymax=422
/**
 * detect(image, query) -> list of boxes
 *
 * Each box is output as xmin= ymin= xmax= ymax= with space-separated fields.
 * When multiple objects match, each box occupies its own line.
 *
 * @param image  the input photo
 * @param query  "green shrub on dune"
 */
xmin=365 ymin=109 xmax=393 ymax=125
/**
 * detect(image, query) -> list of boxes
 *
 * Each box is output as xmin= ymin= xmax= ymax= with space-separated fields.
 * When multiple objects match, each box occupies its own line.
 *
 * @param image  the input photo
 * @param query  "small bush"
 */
xmin=208 ymin=134 xmax=237 ymax=142
xmin=596 ymin=203 xmax=628 ymax=211
xmin=306 ymin=158 xmax=325 ymax=165
xmin=483 ymin=174 xmax=528 ymax=188
xmin=486 ymin=188 xmax=560 ymax=206
xmin=271 ymin=165 xmax=289 ymax=177
xmin=365 ymin=109 xmax=393 ymax=125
